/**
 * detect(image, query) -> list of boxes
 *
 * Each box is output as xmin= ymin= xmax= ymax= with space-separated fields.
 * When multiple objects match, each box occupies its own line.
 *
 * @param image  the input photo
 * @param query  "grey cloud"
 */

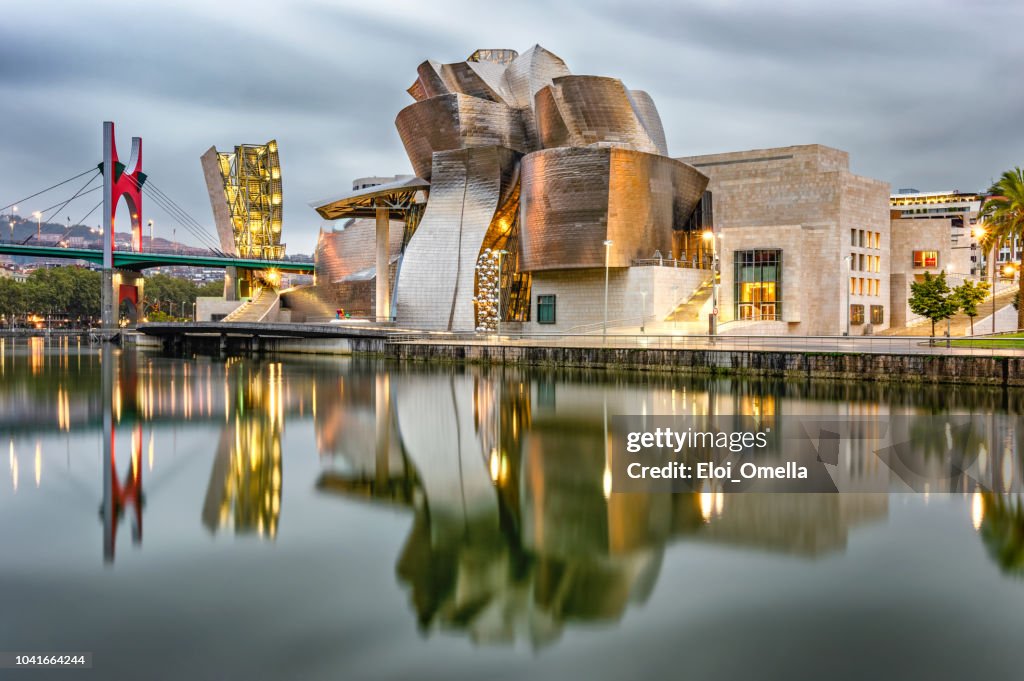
xmin=1 ymin=0 xmax=1021 ymax=254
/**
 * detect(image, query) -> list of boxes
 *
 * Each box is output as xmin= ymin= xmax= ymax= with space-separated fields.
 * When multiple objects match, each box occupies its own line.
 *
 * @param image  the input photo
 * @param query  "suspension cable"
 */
xmin=39 ymin=172 xmax=102 ymax=222
xmin=0 ymin=168 xmax=98 ymax=212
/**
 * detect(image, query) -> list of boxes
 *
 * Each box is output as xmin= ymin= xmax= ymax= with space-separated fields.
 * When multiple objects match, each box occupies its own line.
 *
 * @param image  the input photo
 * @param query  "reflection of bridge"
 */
xmin=0 ymin=243 xmax=314 ymax=273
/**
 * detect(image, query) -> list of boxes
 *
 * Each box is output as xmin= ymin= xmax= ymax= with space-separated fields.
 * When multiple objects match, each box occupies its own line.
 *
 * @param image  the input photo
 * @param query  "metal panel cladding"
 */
xmin=396 ymin=94 xmax=527 ymax=180
xmin=520 ymin=147 xmax=708 ymax=271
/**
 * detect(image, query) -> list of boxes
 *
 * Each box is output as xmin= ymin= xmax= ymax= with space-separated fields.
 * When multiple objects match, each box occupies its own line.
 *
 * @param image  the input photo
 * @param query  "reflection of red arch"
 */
xmin=106 ymin=422 xmax=143 ymax=560
xmin=103 ymin=122 xmax=145 ymax=254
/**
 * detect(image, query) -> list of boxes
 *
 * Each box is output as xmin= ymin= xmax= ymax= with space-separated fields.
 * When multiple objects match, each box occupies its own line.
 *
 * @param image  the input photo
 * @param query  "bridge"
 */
xmin=0 ymin=243 xmax=314 ymax=273
xmin=2 ymin=121 xmax=315 ymax=331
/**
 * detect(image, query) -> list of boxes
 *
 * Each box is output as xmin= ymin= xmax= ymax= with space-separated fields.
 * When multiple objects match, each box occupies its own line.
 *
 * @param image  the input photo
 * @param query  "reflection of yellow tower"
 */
xmin=201 ymin=140 xmax=285 ymax=260
xmin=202 ymin=363 xmax=284 ymax=539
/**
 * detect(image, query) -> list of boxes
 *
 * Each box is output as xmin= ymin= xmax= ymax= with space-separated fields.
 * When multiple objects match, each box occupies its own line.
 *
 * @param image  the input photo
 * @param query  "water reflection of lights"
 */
xmin=34 ymin=441 xmax=41 ymax=488
xmin=699 ymin=486 xmax=725 ymax=522
xmin=602 ymin=465 xmax=612 ymax=499
xmin=972 ymin=491 xmax=985 ymax=531
xmin=9 ymin=440 xmax=16 ymax=493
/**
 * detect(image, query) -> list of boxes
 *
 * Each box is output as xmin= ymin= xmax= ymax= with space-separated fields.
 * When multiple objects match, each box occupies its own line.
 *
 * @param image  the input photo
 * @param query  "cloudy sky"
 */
xmin=1 ymin=0 xmax=1021 ymax=254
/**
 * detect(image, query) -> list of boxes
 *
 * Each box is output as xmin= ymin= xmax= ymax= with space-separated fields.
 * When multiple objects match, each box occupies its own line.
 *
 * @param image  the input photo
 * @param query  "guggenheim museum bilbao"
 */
xmin=302 ymin=46 xmax=982 ymax=336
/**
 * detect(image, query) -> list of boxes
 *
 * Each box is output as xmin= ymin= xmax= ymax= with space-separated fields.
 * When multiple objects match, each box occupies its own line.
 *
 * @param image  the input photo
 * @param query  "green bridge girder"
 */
xmin=0 ymin=243 xmax=314 ymax=273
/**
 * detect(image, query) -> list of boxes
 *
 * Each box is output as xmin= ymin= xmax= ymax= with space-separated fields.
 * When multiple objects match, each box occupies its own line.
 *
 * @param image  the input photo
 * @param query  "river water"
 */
xmin=1 ymin=337 xmax=1023 ymax=680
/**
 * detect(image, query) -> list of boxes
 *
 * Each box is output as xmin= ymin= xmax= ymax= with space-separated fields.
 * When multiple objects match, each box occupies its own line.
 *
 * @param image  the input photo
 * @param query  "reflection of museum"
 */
xmin=311 ymin=46 xmax=987 ymax=335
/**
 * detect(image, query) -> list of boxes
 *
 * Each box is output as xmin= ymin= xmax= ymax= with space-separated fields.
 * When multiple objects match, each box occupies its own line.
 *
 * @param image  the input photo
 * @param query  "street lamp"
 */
xmin=33 ymin=211 xmax=41 ymax=242
xmin=638 ymin=290 xmax=648 ymax=333
xmin=148 ymin=219 xmax=154 ymax=249
xmin=702 ymin=230 xmax=719 ymax=336
xmin=496 ymin=249 xmax=509 ymax=338
xmin=844 ymin=255 xmax=852 ymax=336
xmin=603 ymin=240 xmax=613 ymax=341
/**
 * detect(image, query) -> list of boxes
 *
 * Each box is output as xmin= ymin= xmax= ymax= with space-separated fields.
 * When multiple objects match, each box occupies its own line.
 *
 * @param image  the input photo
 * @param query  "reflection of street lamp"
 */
xmin=844 ymin=255 xmax=852 ymax=336
xmin=975 ymin=223 xmax=998 ymax=333
xmin=603 ymin=240 xmax=613 ymax=341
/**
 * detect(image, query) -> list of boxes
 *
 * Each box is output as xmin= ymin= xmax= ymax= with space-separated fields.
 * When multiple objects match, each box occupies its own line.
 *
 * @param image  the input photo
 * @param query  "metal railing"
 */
xmin=382 ymin=330 xmax=1024 ymax=356
xmin=630 ymin=257 xmax=711 ymax=270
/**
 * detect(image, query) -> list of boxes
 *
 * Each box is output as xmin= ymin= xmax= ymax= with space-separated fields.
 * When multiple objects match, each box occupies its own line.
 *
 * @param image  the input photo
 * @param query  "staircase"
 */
xmin=223 ymin=289 xmax=279 ymax=323
xmin=279 ymin=286 xmax=335 ymax=323
xmin=665 ymin=275 xmax=715 ymax=323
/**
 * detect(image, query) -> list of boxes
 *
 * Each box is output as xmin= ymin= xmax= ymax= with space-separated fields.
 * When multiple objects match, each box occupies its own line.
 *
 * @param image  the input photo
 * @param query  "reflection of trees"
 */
xmin=202 ymin=362 xmax=283 ymax=538
xmin=980 ymin=494 xmax=1024 ymax=577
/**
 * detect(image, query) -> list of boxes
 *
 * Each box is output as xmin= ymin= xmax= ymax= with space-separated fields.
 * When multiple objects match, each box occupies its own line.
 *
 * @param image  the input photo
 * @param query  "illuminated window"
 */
xmin=913 ymin=251 xmax=938 ymax=268
xmin=871 ymin=279 xmax=880 ymax=296
xmin=734 ymin=249 xmax=781 ymax=320
xmin=870 ymin=305 xmax=884 ymax=324
xmin=850 ymin=304 xmax=865 ymax=325
xmin=537 ymin=295 xmax=556 ymax=324
xmin=874 ymin=232 xmax=881 ymax=249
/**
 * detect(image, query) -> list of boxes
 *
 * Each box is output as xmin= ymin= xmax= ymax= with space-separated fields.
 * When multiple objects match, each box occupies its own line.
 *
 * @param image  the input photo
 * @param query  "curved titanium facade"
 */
xmin=519 ymin=147 xmax=708 ymax=271
xmin=394 ymin=146 xmax=520 ymax=330
xmin=317 ymin=45 xmax=709 ymax=330
xmin=536 ymin=76 xmax=660 ymax=154
xmin=396 ymin=94 xmax=527 ymax=180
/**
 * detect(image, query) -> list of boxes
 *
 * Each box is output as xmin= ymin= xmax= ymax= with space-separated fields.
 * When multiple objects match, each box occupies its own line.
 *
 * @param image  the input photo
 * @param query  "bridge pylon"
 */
xmin=100 ymin=122 xmax=146 ymax=329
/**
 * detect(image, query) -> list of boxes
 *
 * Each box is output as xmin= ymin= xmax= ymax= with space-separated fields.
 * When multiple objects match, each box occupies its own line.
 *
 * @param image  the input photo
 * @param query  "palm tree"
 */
xmin=979 ymin=167 xmax=1024 ymax=330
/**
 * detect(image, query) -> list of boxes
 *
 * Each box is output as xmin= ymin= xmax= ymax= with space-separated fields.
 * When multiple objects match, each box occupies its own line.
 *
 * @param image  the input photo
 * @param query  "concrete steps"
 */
xmin=223 ymin=289 xmax=279 ymax=323
xmin=665 ymin=275 xmax=715 ymax=322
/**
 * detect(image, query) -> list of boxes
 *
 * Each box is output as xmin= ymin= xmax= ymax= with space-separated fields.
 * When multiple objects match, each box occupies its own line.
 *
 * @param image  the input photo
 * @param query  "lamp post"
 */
xmin=148 ymin=219 xmax=154 ymax=249
xmin=844 ymin=255 xmax=852 ymax=336
xmin=702 ymin=230 xmax=719 ymax=336
xmin=946 ymin=263 xmax=954 ymax=347
xmin=33 ymin=211 xmax=41 ymax=242
xmin=603 ymin=240 xmax=613 ymax=341
xmin=496 ymin=249 xmax=508 ymax=338
xmin=639 ymin=290 xmax=648 ymax=333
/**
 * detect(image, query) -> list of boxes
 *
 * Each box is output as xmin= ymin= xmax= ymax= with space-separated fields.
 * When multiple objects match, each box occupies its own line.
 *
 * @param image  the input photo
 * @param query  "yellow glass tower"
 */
xmin=201 ymin=140 xmax=285 ymax=260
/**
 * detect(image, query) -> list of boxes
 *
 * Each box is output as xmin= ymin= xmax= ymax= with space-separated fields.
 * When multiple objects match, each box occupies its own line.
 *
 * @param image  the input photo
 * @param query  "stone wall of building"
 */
xmin=890 ymin=217 xmax=955 ymax=328
xmin=678 ymin=145 xmax=892 ymax=336
xmin=524 ymin=265 xmax=707 ymax=332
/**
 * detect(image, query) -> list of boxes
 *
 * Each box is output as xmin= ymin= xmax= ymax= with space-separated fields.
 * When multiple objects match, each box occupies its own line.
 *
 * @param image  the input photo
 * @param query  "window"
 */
xmin=537 ymin=294 xmax=556 ymax=324
xmin=870 ymin=305 xmax=884 ymax=325
xmin=871 ymin=279 xmax=880 ymax=296
xmin=850 ymin=304 xmax=865 ymax=325
xmin=874 ymin=232 xmax=881 ymax=249
xmin=851 ymin=229 xmax=857 ymax=246
xmin=850 ymin=277 xmax=855 ymax=295
xmin=859 ymin=253 xmax=865 ymax=271
xmin=850 ymin=253 xmax=857 ymax=271
xmin=913 ymin=250 xmax=938 ymax=268
xmin=874 ymin=255 xmax=881 ymax=273
xmin=734 ymin=249 xmax=782 ymax=320
xmin=859 ymin=230 xmax=866 ymax=247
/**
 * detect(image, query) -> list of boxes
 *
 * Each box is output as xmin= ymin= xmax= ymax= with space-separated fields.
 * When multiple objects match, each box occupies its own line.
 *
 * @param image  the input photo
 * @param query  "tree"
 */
xmin=951 ymin=279 xmax=991 ymax=335
xmin=909 ymin=271 xmax=958 ymax=339
xmin=979 ymin=167 xmax=1024 ymax=330
xmin=0 ymin=278 xmax=25 ymax=325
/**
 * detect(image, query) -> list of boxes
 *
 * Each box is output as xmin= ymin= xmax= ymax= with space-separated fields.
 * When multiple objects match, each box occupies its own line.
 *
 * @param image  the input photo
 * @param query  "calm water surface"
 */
xmin=1 ymin=337 xmax=1023 ymax=680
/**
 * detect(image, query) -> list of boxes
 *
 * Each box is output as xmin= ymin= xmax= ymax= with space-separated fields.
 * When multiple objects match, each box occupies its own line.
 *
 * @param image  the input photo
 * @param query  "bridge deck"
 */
xmin=0 ymin=243 xmax=314 ymax=272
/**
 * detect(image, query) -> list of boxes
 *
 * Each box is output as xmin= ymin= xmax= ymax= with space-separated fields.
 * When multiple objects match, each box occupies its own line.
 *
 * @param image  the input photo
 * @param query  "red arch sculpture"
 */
xmin=102 ymin=121 xmax=146 ymax=254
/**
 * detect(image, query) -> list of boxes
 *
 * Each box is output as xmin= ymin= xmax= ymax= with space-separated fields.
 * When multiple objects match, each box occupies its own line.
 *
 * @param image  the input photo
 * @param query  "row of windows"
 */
xmin=850 ymin=304 xmax=885 ymax=325
xmin=850 ymin=253 xmax=881 ymax=273
xmin=851 ymin=229 xmax=882 ymax=249
xmin=850 ymin=277 xmax=881 ymax=297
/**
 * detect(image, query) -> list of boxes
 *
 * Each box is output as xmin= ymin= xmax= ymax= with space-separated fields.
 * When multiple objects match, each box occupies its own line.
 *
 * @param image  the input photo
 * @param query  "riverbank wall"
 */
xmin=349 ymin=339 xmax=1024 ymax=387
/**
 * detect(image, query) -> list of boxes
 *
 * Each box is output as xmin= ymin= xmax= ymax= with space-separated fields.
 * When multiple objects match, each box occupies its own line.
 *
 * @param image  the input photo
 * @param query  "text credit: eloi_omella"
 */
xmin=608 ymin=415 xmax=1024 ymax=495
